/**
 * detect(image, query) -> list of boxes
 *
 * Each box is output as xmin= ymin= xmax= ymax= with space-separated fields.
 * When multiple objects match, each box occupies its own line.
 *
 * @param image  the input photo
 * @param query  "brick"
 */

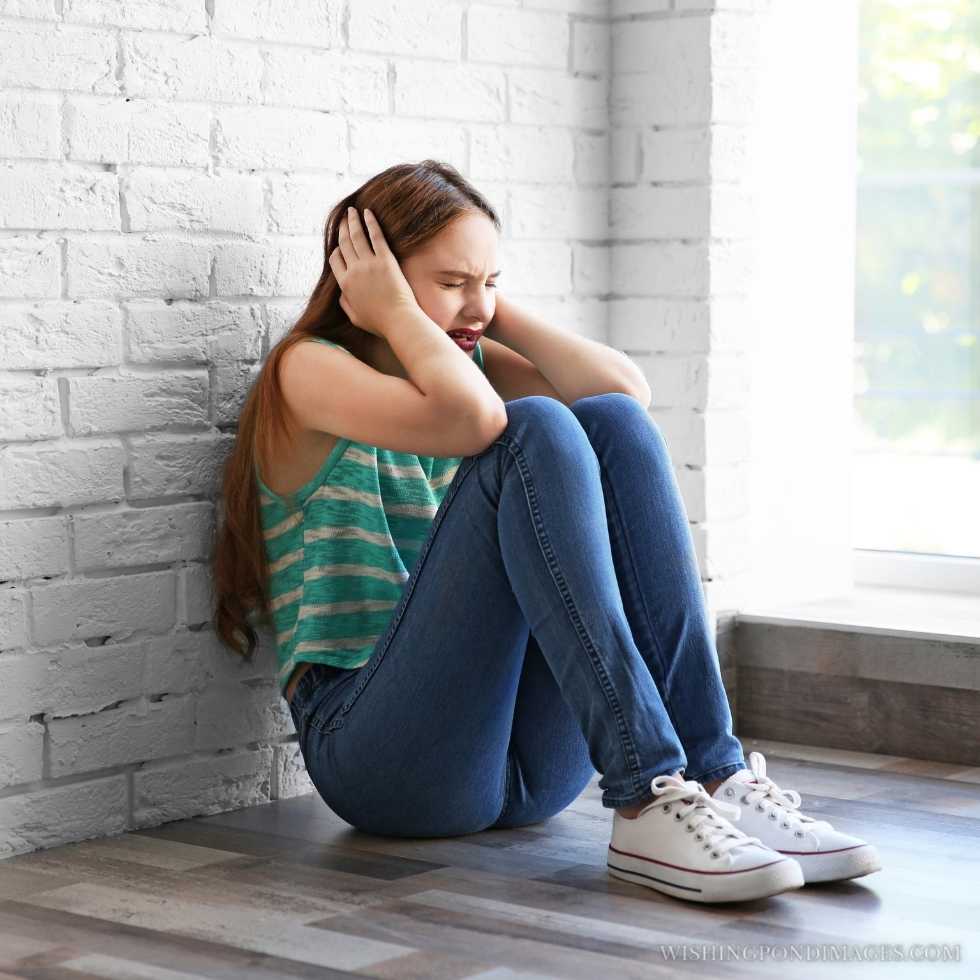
xmin=66 ymin=96 xmax=211 ymax=167
xmin=0 ymin=92 xmax=60 ymax=158
xmin=67 ymin=372 xmax=209 ymax=435
xmin=393 ymin=61 xmax=506 ymax=122
xmin=0 ymin=21 xmax=117 ymax=93
xmin=0 ymin=237 xmax=61 ymax=298
xmin=64 ymin=0 xmax=206 ymax=32
xmin=73 ymin=501 xmax=214 ymax=570
xmin=349 ymin=118 xmax=465 ymax=181
xmin=0 ymin=301 xmax=123 ymax=369
xmin=48 ymin=694 xmax=195 ymax=777
xmin=573 ymin=19 xmax=610 ymax=74
xmin=213 ymin=240 xmax=321 ymax=297
xmin=468 ymin=6 xmax=568 ymax=68
xmin=31 ymin=569 xmax=177 ymax=645
xmin=0 ymin=721 xmax=44 ymax=789
xmin=0 ymin=162 xmax=119 ymax=231
xmin=0 ymin=588 xmax=28 ymax=652
xmin=264 ymin=49 xmax=387 ymax=113
xmin=127 ymin=433 xmax=232 ymax=500
xmin=350 ymin=0 xmax=461 ymax=59
xmin=124 ymin=171 xmax=265 ymax=234
xmin=127 ymin=299 xmax=264 ymax=365
xmin=509 ymin=69 xmax=606 ymax=128
xmin=0 ymin=378 xmax=61 ymax=440
xmin=470 ymin=125 xmax=574 ymax=182
xmin=66 ymin=236 xmax=211 ymax=299
xmin=0 ymin=775 xmax=128 ymax=858
xmin=134 ymin=746 xmax=272 ymax=826
xmin=214 ymin=105 xmax=347 ymax=171
xmin=212 ymin=0 xmax=340 ymax=46
xmin=509 ymin=183 xmax=606 ymax=239
xmin=0 ymin=441 xmax=125 ymax=509
xmin=0 ymin=516 xmax=70 ymax=581
xmin=123 ymin=33 xmax=263 ymax=104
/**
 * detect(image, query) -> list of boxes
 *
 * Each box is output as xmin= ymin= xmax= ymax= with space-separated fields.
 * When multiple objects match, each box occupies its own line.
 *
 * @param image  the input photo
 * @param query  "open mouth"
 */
xmin=448 ymin=329 xmax=481 ymax=348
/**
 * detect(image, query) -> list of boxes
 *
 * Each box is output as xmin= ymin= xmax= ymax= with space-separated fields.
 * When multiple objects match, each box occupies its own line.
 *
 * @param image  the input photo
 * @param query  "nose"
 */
xmin=464 ymin=289 xmax=495 ymax=323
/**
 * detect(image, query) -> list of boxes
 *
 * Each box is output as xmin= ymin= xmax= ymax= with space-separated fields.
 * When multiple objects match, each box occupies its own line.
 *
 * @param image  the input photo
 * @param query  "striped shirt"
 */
xmin=257 ymin=335 xmax=488 ymax=696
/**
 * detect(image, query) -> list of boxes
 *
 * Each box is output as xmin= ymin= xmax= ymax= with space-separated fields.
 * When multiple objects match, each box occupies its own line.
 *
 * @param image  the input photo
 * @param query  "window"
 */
xmin=853 ymin=0 xmax=979 ymax=591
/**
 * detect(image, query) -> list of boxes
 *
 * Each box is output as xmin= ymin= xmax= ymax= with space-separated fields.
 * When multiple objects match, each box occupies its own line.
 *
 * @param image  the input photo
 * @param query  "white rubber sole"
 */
xmin=784 ymin=843 xmax=882 ymax=884
xmin=607 ymin=843 xmax=805 ymax=904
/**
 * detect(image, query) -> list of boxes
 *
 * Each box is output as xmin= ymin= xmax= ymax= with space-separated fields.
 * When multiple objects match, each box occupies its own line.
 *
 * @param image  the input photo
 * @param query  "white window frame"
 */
xmin=853 ymin=550 xmax=980 ymax=596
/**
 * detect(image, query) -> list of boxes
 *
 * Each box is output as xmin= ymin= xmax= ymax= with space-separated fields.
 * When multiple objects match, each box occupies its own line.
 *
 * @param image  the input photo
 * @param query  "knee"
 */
xmin=498 ymin=395 xmax=595 ymax=462
xmin=570 ymin=391 xmax=648 ymax=427
xmin=571 ymin=391 xmax=663 ymax=446
xmin=503 ymin=394 xmax=578 ymax=426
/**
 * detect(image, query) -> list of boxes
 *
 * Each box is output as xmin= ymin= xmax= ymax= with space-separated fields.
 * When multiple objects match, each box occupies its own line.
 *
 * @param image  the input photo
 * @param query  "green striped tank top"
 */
xmin=257 ymin=335 xmax=487 ymax=696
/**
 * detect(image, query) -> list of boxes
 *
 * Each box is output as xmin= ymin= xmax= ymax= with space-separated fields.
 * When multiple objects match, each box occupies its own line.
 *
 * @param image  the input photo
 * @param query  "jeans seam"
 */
xmin=686 ymin=760 xmax=747 ymax=785
xmin=596 ymin=463 xmax=684 ymax=741
xmin=496 ymin=431 xmax=648 ymax=801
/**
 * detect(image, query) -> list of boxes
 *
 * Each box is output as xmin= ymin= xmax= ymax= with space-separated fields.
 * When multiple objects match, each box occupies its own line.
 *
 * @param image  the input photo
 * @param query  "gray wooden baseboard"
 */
xmin=723 ymin=617 xmax=980 ymax=767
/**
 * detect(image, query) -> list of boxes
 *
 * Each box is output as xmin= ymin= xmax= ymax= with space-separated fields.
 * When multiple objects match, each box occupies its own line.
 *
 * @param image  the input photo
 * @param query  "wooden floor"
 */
xmin=1 ymin=735 xmax=976 ymax=979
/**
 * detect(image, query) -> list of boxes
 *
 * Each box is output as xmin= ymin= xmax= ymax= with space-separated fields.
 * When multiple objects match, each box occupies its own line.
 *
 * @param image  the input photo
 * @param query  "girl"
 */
xmin=211 ymin=159 xmax=880 ymax=904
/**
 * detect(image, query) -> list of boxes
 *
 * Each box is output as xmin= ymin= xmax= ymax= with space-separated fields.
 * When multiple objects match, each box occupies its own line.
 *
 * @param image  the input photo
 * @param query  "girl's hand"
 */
xmin=329 ymin=206 xmax=419 ymax=337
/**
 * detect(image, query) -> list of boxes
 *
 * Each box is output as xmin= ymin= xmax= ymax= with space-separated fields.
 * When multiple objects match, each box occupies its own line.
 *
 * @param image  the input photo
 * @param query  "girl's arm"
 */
xmin=486 ymin=292 xmax=652 ymax=407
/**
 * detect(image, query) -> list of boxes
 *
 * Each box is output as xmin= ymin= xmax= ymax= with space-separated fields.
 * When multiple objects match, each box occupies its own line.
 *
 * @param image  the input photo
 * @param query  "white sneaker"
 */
xmin=709 ymin=751 xmax=883 ymax=884
xmin=607 ymin=772 xmax=804 ymax=904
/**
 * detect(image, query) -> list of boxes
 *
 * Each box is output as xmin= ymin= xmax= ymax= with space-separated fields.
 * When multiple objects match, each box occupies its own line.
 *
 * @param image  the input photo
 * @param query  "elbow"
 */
xmin=615 ymin=352 xmax=652 ymax=408
xmin=631 ymin=384 xmax=652 ymax=409
xmin=468 ymin=403 xmax=508 ymax=454
xmin=451 ymin=399 xmax=507 ymax=456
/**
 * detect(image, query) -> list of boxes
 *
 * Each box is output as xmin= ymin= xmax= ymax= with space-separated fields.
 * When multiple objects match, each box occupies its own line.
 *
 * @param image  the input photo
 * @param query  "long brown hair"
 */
xmin=210 ymin=159 xmax=502 ymax=661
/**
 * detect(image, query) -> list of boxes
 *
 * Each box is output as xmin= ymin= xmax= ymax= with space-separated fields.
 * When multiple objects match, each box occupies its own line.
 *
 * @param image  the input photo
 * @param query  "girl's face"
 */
xmin=400 ymin=212 xmax=500 ymax=342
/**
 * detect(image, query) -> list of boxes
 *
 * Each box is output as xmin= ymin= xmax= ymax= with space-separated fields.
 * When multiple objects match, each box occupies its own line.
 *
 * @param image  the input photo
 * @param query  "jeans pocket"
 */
xmin=308 ymin=670 xmax=359 ymax=733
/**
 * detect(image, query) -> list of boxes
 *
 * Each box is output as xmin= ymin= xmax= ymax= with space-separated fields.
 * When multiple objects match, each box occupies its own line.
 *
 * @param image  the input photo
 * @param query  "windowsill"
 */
xmin=736 ymin=584 xmax=980 ymax=645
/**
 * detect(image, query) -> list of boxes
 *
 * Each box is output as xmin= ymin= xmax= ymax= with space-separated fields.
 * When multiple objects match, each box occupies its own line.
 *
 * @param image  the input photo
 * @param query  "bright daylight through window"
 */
xmin=854 ymin=0 xmax=979 ymax=561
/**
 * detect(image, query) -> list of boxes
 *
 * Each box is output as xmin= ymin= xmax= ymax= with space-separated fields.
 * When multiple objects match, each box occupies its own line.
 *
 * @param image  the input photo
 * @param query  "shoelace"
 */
xmin=739 ymin=751 xmax=834 ymax=834
xmin=641 ymin=774 xmax=764 ymax=859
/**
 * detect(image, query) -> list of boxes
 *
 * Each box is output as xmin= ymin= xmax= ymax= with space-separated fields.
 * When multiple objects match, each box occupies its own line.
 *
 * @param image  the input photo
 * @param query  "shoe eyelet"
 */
xmin=703 ymin=843 xmax=710 ymax=850
xmin=781 ymin=823 xmax=790 ymax=830
xmin=695 ymin=833 xmax=703 ymax=841
xmin=725 ymin=788 xmax=734 ymax=796
xmin=711 ymin=851 xmax=719 ymax=858
xmin=674 ymin=812 xmax=683 ymax=820
xmin=795 ymin=831 xmax=804 ymax=838
xmin=755 ymin=804 xmax=765 ymax=812
xmin=662 ymin=804 xmax=670 ymax=812
xmin=768 ymin=812 xmax=778 ymax=820
xmin=686 ymin=825 xmax=694 ymax=832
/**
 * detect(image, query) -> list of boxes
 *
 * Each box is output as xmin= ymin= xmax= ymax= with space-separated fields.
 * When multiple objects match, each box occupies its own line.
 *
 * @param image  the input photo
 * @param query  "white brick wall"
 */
xmin=609 ymin=0 xmax=768 ymax=620
xmin=0 ymin=0 xmax=767 ymax=856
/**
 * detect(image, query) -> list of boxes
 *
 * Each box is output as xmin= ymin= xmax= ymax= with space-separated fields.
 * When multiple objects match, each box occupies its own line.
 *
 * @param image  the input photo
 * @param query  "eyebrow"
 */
xmin=436 ymin=269 xmax=501 ymax=279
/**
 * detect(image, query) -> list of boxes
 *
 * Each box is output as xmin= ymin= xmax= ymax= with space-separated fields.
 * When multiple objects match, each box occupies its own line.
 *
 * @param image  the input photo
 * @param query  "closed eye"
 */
xmin=443 ymin=282 xmax=498 ymax=289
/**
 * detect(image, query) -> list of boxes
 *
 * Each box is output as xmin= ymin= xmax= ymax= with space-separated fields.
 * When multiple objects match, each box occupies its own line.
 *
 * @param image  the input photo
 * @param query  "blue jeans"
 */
xmin=286 ymin=393 xmax=747 ymax=838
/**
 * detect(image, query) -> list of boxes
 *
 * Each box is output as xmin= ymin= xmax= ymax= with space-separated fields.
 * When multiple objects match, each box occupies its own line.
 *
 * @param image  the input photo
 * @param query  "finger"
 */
xmin=336 ymin=213 xmax=359 ymax=265
xmin=361 ymin=208 xmax=390 ymax=257
xmin=345 ymin=207 xmax=372 ymax=258
xmin=327 ymin=244 xmax=347 ymax=281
